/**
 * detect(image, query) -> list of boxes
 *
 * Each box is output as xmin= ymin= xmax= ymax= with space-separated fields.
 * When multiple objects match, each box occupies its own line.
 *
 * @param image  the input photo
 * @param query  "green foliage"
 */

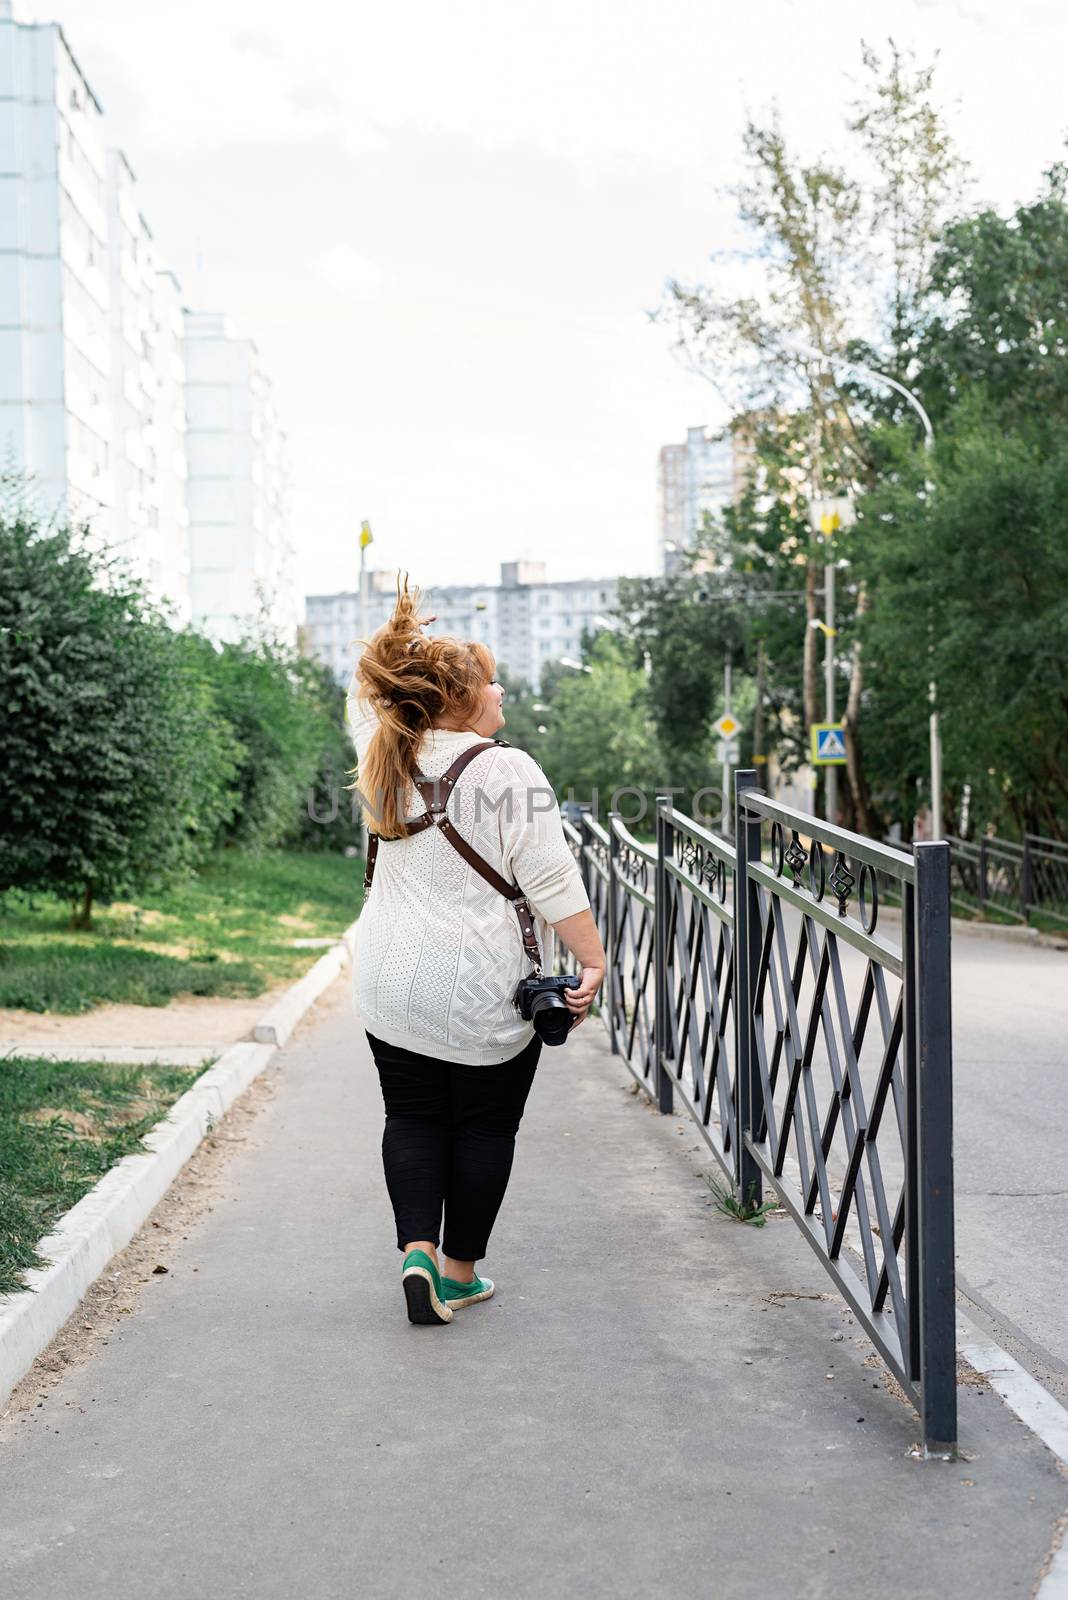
xmin=918 ymin=163 xmax=1068 ymax=432
xmin=0 ymin=512 xmax=240 ymax=925
xmin=859 ymin=417 xmax=1068 ymax=835
xmin=206 ymin=635 xmax=322 ymax=853
xmin=855 ymin=167 xmax=1068 ymax=837
xmin=704 ymin=1173 xmax=780 ymax=1227
xmin=283 ymin=656 xmax=363 ymax=854
xmin=0 ymin=503 xmax=362 ymax=926
xmin=617 ymin=572 xmax=731 ymax=766
xmin=650 ymin=43 xmax=1067 ymax=840
xmin=493 ymin=663 xmax=547 ymax=757
xmin=535 ymin=634 xmax=664 ymax=812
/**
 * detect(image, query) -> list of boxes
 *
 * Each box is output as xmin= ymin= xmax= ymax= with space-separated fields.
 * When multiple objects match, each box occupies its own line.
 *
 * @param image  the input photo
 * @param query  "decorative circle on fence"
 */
xmin=715 ymin=856 xmax=727 ymax=904
xmin=808 ymin=840 xmax=826 ymax=902
xmin=770 ymin=821 xmax=785 ymax=877
xmin=858 ymin=862 xmax=879 ymax=934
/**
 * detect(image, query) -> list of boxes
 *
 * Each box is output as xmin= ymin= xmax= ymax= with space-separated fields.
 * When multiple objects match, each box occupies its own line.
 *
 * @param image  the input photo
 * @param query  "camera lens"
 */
xmin=529 ymin=987 xmax=572 ymax=1047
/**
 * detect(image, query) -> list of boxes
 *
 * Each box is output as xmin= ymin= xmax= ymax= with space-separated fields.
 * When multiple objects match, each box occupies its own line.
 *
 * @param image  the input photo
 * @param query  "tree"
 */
xmin=655 ymin=41 xmax=968 ymax=832
xmin=285 ymin=656 xmax=364 ymax=853
xmin=0 ymin=510 xmax=240 ymax=927
xmin=917 ymin=162 xmax=1068 ymax=433
xmin=847 ymin=166 xmax=1068 ymax=839
xmin=492 ymin=664 xmax=546 ymax=758
xmin=536 ymin=634 xmax=664 ymax=822
xmin=207 ymin=634 xmax=328 ymax=853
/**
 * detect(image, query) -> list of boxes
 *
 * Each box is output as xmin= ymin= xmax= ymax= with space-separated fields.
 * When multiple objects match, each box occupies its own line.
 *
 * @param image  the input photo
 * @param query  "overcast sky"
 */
xmin=39 ymin=0 xmax=1068 ymax=604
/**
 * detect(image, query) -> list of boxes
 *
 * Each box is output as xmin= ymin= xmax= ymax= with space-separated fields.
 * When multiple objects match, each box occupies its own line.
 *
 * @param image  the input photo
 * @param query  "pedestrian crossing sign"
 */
xmin=811 ymin=722 xmax=848 ymax=766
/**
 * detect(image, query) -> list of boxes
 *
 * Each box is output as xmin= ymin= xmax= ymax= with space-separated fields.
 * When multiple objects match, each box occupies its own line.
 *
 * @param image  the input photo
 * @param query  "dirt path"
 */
xmin=0 ymin=980 xmax=295 ymax=1055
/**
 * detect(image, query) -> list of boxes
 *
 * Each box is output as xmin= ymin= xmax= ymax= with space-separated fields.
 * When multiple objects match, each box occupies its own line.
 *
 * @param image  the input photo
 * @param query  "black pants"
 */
xmin=366 ymin=1030 xmax=541 ymax=1261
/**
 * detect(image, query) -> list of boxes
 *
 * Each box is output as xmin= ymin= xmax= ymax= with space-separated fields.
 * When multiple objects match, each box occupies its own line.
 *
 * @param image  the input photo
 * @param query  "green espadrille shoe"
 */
xmin=401 ymin=1249 xmax=453 ymax=1325
xmin=441 ymin=1272 xmax=495 ymax=1309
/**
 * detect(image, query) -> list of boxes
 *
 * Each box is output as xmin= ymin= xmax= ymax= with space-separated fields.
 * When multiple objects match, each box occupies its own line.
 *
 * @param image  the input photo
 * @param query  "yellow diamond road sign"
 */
xmin=713 ymin=713 xmax=741 ymax=740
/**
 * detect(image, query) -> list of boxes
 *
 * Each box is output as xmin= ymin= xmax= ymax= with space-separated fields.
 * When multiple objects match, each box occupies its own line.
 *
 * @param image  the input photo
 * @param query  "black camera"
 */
xmin=513 ymin=973 xmax=581 ymax=1046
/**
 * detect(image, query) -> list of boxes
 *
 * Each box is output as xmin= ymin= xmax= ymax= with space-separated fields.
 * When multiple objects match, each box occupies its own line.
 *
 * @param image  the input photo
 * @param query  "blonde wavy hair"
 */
xmin=344 ymin=573 xmax=496 ymax=840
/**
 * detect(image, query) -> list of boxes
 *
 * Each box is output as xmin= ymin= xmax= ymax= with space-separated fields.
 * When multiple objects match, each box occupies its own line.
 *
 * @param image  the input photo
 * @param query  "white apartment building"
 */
xmin=184 ymin=310 xmax=295 ymax=646
xmin=306 ymin=561 xmax=619 ymax=693
xmin=0 ymin=3 xmax=113 ymax=537
xmin=0 ymin=1 xmax=292 ymax=643
xmin=657 ymin=425 xmax=737 ymax=574
xmin=303 ymin=569 xmax=400 ymax=676
xmin=106 ymin=150 xmax=190 ymax=623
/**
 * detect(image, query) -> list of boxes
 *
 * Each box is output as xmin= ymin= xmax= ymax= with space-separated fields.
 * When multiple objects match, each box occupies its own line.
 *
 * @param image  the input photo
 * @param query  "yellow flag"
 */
xmin=360 ymin=520 xmax=374 ymax=550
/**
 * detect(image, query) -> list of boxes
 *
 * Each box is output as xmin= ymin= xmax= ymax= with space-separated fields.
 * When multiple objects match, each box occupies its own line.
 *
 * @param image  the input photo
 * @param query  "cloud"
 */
xmin=315 ymin=245 xmax=385 ymax=295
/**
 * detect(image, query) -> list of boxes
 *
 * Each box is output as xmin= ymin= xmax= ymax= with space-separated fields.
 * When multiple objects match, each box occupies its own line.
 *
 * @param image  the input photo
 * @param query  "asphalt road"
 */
xmin=947 ymin=932 xmax=1068 ymax=1392
xmin=703 ymin=900 xmax=1068 ymax=1399
xmin=0 ymin=977 xmax=1063 ymax=1599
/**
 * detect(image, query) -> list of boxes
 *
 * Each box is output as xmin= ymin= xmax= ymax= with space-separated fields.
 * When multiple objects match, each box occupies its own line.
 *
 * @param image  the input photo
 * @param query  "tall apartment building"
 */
xmin=183 ymin=311 xmax=295 ymax=646
xmin=305 ymin=561 xmax=620 ymax=692
xmin=657 ymin=425 xmax=738 ymax=574
xmin=0 ymin=2 xmax=113 ymax=537
xmin=105 ymin=150 xmax=190 ymax=622
xmin=0 ymin=0 xmax=293 ymax=643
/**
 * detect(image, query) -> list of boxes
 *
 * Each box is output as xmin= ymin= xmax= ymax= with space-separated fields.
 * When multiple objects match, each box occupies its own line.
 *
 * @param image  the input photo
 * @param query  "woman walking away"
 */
xmin=345 ymin=577 xmax=606 ymax=1327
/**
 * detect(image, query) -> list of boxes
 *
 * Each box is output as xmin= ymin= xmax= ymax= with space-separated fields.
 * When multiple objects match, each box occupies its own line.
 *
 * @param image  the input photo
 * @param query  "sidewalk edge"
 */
xmin=0 ymin=916 xmax=360 ymax=1406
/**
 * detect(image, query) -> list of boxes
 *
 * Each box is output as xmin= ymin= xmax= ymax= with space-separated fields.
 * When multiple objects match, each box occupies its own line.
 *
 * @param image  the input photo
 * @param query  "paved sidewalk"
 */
xmin=0 ymin=976 xmax=1064 ymax=1599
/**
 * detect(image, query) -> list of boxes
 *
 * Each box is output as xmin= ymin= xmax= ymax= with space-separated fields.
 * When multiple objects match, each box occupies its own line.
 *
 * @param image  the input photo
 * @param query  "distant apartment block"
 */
xmin=183 ymin=311 xmax=294 ymax=645
xmin=106 ymin=150 xmax=190 ymax=621
xmin=0 ymin=0 xmax=293 ymax=643
xmin=0 ymin=5 xmax=113 ymax=536
xmin=306 ymin=561 xmax=620 ymax=692
xmin=657 ymin=425 xmax=739 ymax=574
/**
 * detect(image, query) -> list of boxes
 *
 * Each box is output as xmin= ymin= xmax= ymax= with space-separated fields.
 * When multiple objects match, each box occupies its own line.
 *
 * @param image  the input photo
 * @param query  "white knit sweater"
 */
xmin=346 ymin=682 xmax=591 ymax=1065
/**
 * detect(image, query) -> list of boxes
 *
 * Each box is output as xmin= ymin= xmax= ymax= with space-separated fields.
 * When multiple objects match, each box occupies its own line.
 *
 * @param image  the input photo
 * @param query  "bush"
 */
xmin=0 ymin=511 xmax=240 ymax=926
xmin=0 ymin=501 xmax=359 ymax=927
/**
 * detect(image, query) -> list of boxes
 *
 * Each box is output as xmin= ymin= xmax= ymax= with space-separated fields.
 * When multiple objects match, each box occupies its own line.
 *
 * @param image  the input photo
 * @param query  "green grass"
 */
xmin=704 ymin=1173 xmax=781 ymax=1227
xmin=0 ymin=1055 xmax=205 ymax=1295
xmin=0 ymin=847 xmax=363 ymax=1014
xmin=1029 ymin=906 xmax=1068 ymax=937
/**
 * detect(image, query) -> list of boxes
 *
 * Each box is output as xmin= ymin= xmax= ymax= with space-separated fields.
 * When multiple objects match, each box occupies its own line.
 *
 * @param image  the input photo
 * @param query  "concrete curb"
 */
xmin=0 ymin=1044 xmax=219 ymax=1068
xmin=0 ymin=916 xmax=360 ymax=1406
xmin=253 ymin=920 xmax=358 ymax=1045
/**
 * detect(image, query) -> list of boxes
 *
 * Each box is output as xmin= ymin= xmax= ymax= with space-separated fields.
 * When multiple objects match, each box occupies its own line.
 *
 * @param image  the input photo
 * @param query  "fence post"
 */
xmin=914 ymin=840 xmax=957 ymax=1454
xmin=732 ymin=769 xmax=763 ymax=1209
xmin=577 ymin=806 xmax=592 ymax=904
xmin=654 ymin=795 xmax=674 ymax=1114
xmin=978 ymin=836 xmax=989 ymax=911
xmin=1021 ymin=835 xmax=1033 ymax=920
xmin=607 ymin=812 xmax=620 ymax=1059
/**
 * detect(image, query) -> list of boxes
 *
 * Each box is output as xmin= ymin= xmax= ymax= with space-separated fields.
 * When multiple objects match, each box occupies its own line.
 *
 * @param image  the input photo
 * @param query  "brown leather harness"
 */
xmin=362 ymin=738 xmax=544 ymax=976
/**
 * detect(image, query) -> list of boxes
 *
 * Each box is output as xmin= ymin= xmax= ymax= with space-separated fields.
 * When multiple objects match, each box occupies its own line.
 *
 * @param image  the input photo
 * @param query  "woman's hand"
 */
xmin=565 ymin=963 xmax=605 ymax=1030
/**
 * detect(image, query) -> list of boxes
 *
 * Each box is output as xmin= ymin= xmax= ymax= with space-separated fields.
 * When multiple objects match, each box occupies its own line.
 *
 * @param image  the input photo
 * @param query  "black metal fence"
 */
xmin=885 ymin=829 xmax=1068 ymax=926
xmin=561 ymin=772 xmax=957 ymax=1453
xmin=944 ymin=832 xmax=1067 ymax=925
